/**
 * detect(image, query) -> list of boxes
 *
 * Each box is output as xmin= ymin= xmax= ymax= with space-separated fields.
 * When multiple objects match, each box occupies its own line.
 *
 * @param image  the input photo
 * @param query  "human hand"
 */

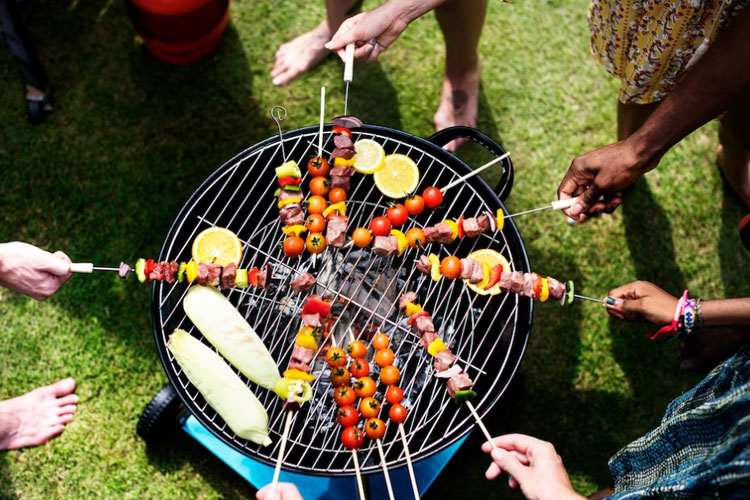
xmin=0 ymin=242 xmax=72 ymax=300
xmin=256 ymin=482 xmax=303 ymax=500
xmin=324 ymin=3 xmax=409 ymax=63
xmin=482 ymin=434 xmax=583 ymax=500
xmin=605 ymin=280 xmax=678 ymax=325
xmin=557 ymin=138 xmax=660 ymax=220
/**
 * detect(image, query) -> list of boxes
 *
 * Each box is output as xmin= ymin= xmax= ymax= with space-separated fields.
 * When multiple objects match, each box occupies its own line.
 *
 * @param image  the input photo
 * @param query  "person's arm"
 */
xmin=558 ymin=7 xmax=750 ymax=219
xmin=0 ymin=241 xmax=72 ymax=300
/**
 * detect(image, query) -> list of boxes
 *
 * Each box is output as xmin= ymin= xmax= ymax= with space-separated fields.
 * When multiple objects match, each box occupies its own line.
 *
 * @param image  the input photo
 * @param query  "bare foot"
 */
xmin=0 ymin=378 xmax=77 ymax=450
xmin=271 ymin=21 xmax=333 ymax=87
xmin=717 ymin=128 xmax=750 ymax=209
xmin=433 ymin=65 xmax=480 ymax=152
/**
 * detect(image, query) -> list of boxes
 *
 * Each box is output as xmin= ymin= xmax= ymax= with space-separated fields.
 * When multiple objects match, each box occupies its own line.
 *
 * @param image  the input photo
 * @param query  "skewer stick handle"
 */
xmin=399 ymin=423 xmax=421 ymax=500
xmin=441 ymin=152 xmax=510 ymax=193
xmin=465 ymin=401 xmax=497 ymax=451
xmin=550 ymin=196 xmax=579 ymax=211
xmin=376 ymin=439 xmax=396 ymax=500
xmin=319 ymin=86 xmax=326 ymax=158
xmin=70 ymin=263 xmax=94 ymax=273
xmin=344 ymin=44 xmax=355 ymax=83
xmin=351 ymin=449 xmax=367 ymax=500
xmin=272 ymin=410 xmax=294 ymax=484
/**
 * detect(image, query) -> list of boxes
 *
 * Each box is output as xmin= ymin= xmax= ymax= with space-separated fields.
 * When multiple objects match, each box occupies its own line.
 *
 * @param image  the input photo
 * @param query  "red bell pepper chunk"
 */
xmin=331 ymin=126 xmax=352 ymax=138
xmin=248 ymin=267 xmax=259 ymax=287
xmin=278 ymin=176 xmax=302 ymax=187
xmin=533 ymin=275 xmax=543 ymax=298
xmin=407 ymin=310 xmax=430 ymax=326
xmin=457 ymin=215 xmax=465 ymax=239
xmin=144 ymin=259 xmax=155 ymax=282
xmin=484 ymin=264 xmax=504 ymax=291
xmin=302 ymin=297 xmax=331 ymax=317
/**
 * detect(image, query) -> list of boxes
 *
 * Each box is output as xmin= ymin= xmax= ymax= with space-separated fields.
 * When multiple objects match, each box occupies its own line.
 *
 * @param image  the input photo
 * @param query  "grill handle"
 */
xmin=427 ymin=126 xmax=514 ymax=201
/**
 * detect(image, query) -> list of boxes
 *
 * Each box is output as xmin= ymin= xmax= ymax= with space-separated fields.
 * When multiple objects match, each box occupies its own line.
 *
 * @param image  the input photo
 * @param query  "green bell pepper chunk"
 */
xmin=135 ymin=258 xmax=146 ymax=283
xmin=235 ymin=269 xmax=249 ymax=288
xmin=274 ymin=186 xmax=302 ymax=197
xmin=274 ymin=377 xmax=313 ymax=403
xmin=275 ymin=161 xmax=301 ymax=180
xmin=453 ymin=389 xmax=477 ymax=405
xmin=177 ymin=262 xmax=187 ymax=283
xmin=566 ymin=280 xmax=575 ymax=306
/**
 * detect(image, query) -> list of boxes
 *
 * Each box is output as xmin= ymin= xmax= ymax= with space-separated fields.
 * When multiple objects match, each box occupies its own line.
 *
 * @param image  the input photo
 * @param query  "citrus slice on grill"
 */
xmin=465 ymin=249 xmax=510 ymax=296
xmin=192 ymin=227 xmax=243 ymax=266
xmin=373 ymin=154 xmax=419 ymax=198
xmin=353 ymin=139 xmax=385 ymax=174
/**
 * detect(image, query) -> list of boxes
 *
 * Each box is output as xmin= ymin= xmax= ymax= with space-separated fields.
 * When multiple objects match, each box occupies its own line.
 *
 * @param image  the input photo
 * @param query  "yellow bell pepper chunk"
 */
xmin=278 ymin=198 xmax=303 ymax=209
xmin=442 ymin=220 xmax=459 ymax=241
xmin=282 ymin=225 xmax=308 ymax=237
xmin=476 ymin=262 xmax=491 ymax=289
xmin=333 ymin=157 xmax=356 ymax=167
xmin=427 ymin=338 xmax=447 ymax=356
xmin=186 ymin=261 xmax=198 ymax=283
xmin=295 ymin=333 xmax=318 ymax=350
xmin=539 ymin=278 xmax=550 ymax=303
xmin=322 ymin=201 xmax=347 ymax=218
xmin=282 ymin=368 xmax=316 ymax=381
xmin=390 ymin=230 xmax=408 ymax=256
xmin=404 ymin=301 xmax=422 ymax=317
xmin=496 ymin=209 xmax=505 ymax=231
xmin=428 ymin=254 xmax=441 ymax=282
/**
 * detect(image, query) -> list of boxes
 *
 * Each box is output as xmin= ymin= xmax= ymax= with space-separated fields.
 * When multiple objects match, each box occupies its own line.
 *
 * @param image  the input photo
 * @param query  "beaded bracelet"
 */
xmin=681 ymin=298 xmax=697 ymax=337
xmin=647 ymin=290 xmax=688 ymax=341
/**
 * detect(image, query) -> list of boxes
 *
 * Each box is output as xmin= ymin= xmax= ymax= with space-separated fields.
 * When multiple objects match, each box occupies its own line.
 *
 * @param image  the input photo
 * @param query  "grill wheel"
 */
xmin=137 ymin=383 xmax=185 ymax=443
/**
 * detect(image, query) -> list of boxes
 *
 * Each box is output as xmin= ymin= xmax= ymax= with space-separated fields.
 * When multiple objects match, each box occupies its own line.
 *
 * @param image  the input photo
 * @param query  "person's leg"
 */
xmin=433 ymin=0 xmax=488 ymax=151
xmin=717 ymin=98 xmax=750 ymax=208
xmin=271 ymin=0 xmax=361 ymax=87
xmin=616 ymin=101 xmax=660 ymax=140
xmin=0 ymin=378 xmax=77 ymax=450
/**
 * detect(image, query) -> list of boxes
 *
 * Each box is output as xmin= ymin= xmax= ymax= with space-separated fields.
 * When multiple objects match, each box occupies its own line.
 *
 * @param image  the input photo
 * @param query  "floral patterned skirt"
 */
xmin=588 ymin=0 xmax=749 ymax=104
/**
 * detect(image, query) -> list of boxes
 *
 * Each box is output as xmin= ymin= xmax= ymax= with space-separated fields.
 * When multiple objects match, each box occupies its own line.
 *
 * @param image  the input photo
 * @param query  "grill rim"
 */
xmin=152 ymin=123 xmax=534 ymax=476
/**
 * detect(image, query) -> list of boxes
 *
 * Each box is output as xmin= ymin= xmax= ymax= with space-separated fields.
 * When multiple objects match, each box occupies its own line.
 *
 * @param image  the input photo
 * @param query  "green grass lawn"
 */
xmin=1 ymin=0 xmax=748 ymax=498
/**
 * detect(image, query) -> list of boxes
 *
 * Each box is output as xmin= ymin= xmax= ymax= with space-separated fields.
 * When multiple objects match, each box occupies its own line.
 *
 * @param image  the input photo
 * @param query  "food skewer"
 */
xmin=440 ymin=152 xmax=511 ymax=194
xmin=343 ymin=43 xmax=355 ymax=115
xmin=318 ymin=86 xmax=326 ymax=159
xmin=574 ymin=294 xmax=605 ymax=304
xmin=69 ymin=263 xmax=125 ymax=273
xmin=271 ymin=410 xmax=294 ymax=484
xmin=375 ymin=439 xmax=396 ymax=500
xmin=398 ymin=424 xmax=420 ymax=500
xmin=465 ymin=400 xmax=497 ymax=451
xmin=502 ymin=196 xmax=579 ymax=219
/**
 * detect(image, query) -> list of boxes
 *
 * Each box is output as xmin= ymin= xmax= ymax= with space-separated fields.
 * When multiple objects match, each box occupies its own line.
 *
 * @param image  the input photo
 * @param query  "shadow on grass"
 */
xmin=347 ymin=60 xmax=402 ymax=131
xmin=0 ymin=453 xmax=18 ymax=500
xmin=718 ymin=184 xmax=750 ymax=297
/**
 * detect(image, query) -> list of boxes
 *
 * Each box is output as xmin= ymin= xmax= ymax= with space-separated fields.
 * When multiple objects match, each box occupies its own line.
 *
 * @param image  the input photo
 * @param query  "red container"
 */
xmin=125 ymin=0 xmax=229 ymax=65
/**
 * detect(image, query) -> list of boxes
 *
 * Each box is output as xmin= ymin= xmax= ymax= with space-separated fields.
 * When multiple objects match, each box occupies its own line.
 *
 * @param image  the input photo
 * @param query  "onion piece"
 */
xmin=486 ymin=210 xmax=497 ymax=232
xmin=332 ymin=115 xmax=363 ymax=129
xmin=118 ymin=261 xmax=131 ymax=279
xmin=435 ymin=365 xmax=463 ymax=379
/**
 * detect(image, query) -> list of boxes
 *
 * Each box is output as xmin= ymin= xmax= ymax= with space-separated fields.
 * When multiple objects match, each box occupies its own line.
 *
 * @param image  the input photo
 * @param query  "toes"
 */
xmin=57 ymin=404 xmax=77 ymax=416
xmin=57 ymin=394 xmax=79 ymax=406
xmin=48 ymin=378 xmax=76 ymax=397
xmin=55 ymin=413 xmax=75 ymax=425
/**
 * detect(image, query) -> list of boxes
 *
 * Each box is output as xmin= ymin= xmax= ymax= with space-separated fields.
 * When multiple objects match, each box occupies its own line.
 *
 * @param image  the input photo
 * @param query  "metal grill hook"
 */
xmin=270 ymin=106 xmax=288 ymax=160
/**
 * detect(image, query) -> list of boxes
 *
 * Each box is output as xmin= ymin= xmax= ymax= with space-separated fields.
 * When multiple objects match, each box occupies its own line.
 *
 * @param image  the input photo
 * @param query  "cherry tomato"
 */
xmin=385 ymin=385 xmax=404 ymax=405
xmin=354 ymin=377 xmax=377 ymax=398
xmin=336 ymin=405 xmax=360 ymax=428
xmin=365 ymin=418 xmax=386 ymax=440
xmin=333 ymin=385 xmax=357 ymax=406
xmin=371 ymin=333 xmax=389 ymax=350
xmin=326 ymin=347 xmax=347 ymax=368
xmin=283 ymin=236 xmax=305 ymax=258
xmin=330 ymin=367 xmax=351 ymax=387
xmin=329 ymin=187 xmax=347 ymax=204
xmin=370 ymin=217 xmax=392 ymax=237
xmin=359 ymin=397 xmax=381 ymax=419
xmin=379 ymin=365 xmax=400 ymax=386
xmin=306 ymin=213 xmax=326 ymax=233
xmin=347 ymin=340 xmax=367 ymax=359
xmin=440 ymin=256 xmax=462 ymax=279
xmin=388 ymin=404 xmax=408 ymax=424
xmin=374 ymin=348 xmax=395 ymax=367
xmin=405 ymin=195 xmax=425 ymax=216
xmin=405 ymin=228 xmax=426 ymax=249
xmin=307 ymin=195 xmax=328 ymax=215
xmin=352 ymin=227 xmax=372 ymax=248
xmin=350 ymin=358 xmax=370 ymax=379
xmin=386 ymin=204 xmax=409 ymax=227
xmin=306 ymin=232 xmax=327 ymax=254
xmin=423 ymin=186 xmax=443 ymax=208
xmin=307 ymin=157 xmax=330 ymax=177
xmin=309 ymin=176 xmax=331 ymax=196
xmin=341 ymin=426 xmax=365 ymax=450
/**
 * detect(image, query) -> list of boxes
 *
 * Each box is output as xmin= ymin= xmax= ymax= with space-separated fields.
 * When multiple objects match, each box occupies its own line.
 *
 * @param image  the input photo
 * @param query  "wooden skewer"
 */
xmin=398 ymin=423 xmax=421 ymax=500
xmin=375 ymin=439 xmax=396 ymax=500
xmin=272 ymin=410 xmax=294 ymax=484
xmin=440 ymin=152 xmax=511 ymax=194
xmin=319 ymin=86 xmax=326 ymax=159
xmin=351 ymin=448 xmax=367 ymax=500
xmin=465 ymin=400 xmax=497 ymax=451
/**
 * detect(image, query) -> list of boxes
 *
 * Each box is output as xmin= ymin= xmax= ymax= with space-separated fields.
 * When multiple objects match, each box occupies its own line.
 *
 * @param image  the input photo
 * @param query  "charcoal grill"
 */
xmin=150 ymin=123 xmax=532 ymax=478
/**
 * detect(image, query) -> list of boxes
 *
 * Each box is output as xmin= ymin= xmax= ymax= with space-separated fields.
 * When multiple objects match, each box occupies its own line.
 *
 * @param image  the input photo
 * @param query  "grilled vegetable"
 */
xmin=372 ymin=333 xmax=389 ymax=350
xmin=135 ymin=258 xmax=146 ymax=282
xmin=379 ymin=365 xmax=400 ymax=385
xmin=307 ymin=157 xmax=330 ymax=177
xmin=278 ymin=176 xmax=303 ymax=187
xmin=301 ymin=297 xmax=331 ymax=317
xmin=334 ymin=386 xmax=357 ymax=406
xmin=234 ymin=268 xmax=248 ymax=288
xmin=341 ymin=426 xmax=364 ymax=449
xmin=322 ymin=201 xmax=347 ymax=218
xmin=566 ymin=280 xmax=575 ymax=306
xmin=275 ymin=161 xmax=301 ymax=179
xmin=539 ymin=278 xmax=549 ymax=302
xmin=274 ymin=185 xmax=301 ymax=196
xmin=365 ymin=418 xmax=386 ymax=439
xmin=428 ymin=254 xmax=441 ymax=282
xmin=385 ymin=386 xmax=404 ymax=404
xmin=326 ymin=347 xmax=347 ymax=368
xmin=359 ymin=397 xmax=381 ymax=419
xmin=427 ymin=338 xmax=447 ymax=356
xmin=495 ymin=209 xmax=505 ymax=231
xmin=283 ymin=368 xmax=316 ymax=381
xmin=388 ymin=404 xmax=408 ymax=424
xmin=274 ymin=377 xmax=313 ymax=403
xmin=337 ymin=405 xmax=359 ymax=428
xmin=423 ymin=186 xmax=443 ymax=208
xmin=282 ymin=225 xmax=307 ymax=237
xmin=168 ymin=329 xmax=271 ymax=446
xmin=374 ymin=348 xmax=394 ymax=367
xmin=278 ymin=198 xmax=303 ymax=209
xmin=484 ymin=264 xmax=503 ymax=291
xmin=186 ymin=261 xmax=198 ymax=283
xmin=347 ymin=340 xmax=367 ymax=359
xmin=390 ymin=230 xmax=408 ymax=256
xmin=442 ymin=220 xmax=459 ymax=241
xmin=453 ymin=389 xmax=477 ymax=405
xmin=183 ymin=286 xmax=281 ymax=390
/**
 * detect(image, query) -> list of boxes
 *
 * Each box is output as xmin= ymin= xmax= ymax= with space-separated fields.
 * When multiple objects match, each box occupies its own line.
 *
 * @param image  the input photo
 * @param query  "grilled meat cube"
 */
xmin=206 ymin=263 xmax=222 ymax=287
xmin=547 ymin=276 xmax=566 ymax=301
xmin=331 ymin=147 xmax=356 ymax=160
xmin=196 ymin=263 xmax=209 ymax=285
xmin=221 ymin=263 xmax=237 ymax=289
xmin=290 ymin=272 xmax=316 ymax=293
xmin=399 ymin=291 xmax=418 ymax=311
xmin=257 ymin=264 xmax=271 ymax=290
xmin=462 ymin=217 xmax=482 ymax=238
xmin=433 ymin=349 xmax=456 ymax=372
xmin=333 ymin=134 xmax=355 ymax=150
xmin=278 ymin=188 xmax=301 ymax=202
xmin=326 ymin=217 xmax=348 ymax=247
xmin=419 ymin=331 xmax=439 ymax=350
xmin=330 ymin=166 xmax=355 ymax=178
xmin=301 ymin=313 xmax=323 ymax=328
xmin=283 ymin=400 xmax=301 ymax=412
xmin=148 ymin=261 xmax=164 ymax=282
xmin=288 ymin=359 xmax=312 ymax=373
xmin=415 ymin=315 xmax=435 ymax=334
xmin=509 ymin=271 xmax=525 ymax=294
xmin=332 ymin=115 xmax=363 ymax=129
xmin=330 ymin=175 xmax=351 ymax=191
xmin=459 ymin=259 xmax=474 ymax=280
xmin=291 ymin=346 xmax=315 ymax=365
xmin=425 ymin=222 xmax=453 ymax=244
xmin=279 ymin=204 xmax=304 ymax=226
xmin=469 ymin=260 xmax=484 ymax=284
xmin=416 ymin=255 xmax=432 ymax=274
xmin=168 ymin=261 xmax=179 ymax=283
xmin=498 ymin=271 xmax=513 ymax=292
xmin=521 ymin=272 xmax=540 ymax=299
xmin=446 ymin=371 xmax=474 ymax=398
xmin=373 ymin=235 xmax=398 ymax=257
xmin=477 ymin=214 xmax=492 ymax=233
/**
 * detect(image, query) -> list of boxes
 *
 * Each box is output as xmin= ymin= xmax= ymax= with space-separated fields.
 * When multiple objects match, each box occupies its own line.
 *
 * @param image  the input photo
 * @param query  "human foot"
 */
xmin=271 ymin=21 xmax=333 ymax=87
xmin=433 ymin=65 xmax=480 ymax=152
xmin=0 ymin=378 xmax=77 ymax=450
xmin=717 ymin=132 xmax=750 ymax=209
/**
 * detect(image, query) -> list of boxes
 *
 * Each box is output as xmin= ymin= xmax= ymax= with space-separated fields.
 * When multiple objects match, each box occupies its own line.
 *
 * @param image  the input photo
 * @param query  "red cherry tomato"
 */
xmin=369 ymin=217 xmax=392 ymax=237
xmin=405 ymin=228 xmax=426 ymax=249
xmin=306 ymin=213 xmax=326 ymax=233
xmin=328 ymin=187 xmax=347 ymax=204
xmin=309 ymin=176 xmax=330 ymax=196
xmin=341 ymin=426 xmax=365 ymax=449
xmin=379 ymin=365 xmax=400 ymax=386
xmin=423 ymin=186 xmax=443 ymax=208
xmin=307 ymin=195 xmax=328 ymax=215
xmin=283 ymin=236 xmax=305 ymax=258
xmin=337 ymin=405 xmax=360 ymax=428
xmin=333 ymin=385 xmax=357 ymax=406
xmin=359 ymin=397 xmax=381 ymax=419
xmin=388 ymin=404 xmax=408 ymax=424
xmin=306 ymin=232 xmax=327 ymax=254
xmin=326 ymin=347 xmax=347 ymax=368
xmin=354 ymin=377 xmax=377 ymax=398
xmin=350 ymin=358 xmax=370 ymax=379
xmin=374 ymin=348 xmax=395 ymax=367
xmin=371 ymin=333 xmax=389 ymax=350
xmin=307 ymin=157 xmax=330 ymax=177
xmin=352 ymin=227 xmax=372 ymax=248
xmin=386 ymin=204 xmax=409 ymax=227
xmin=440 ymin=256 xmax=462 ymax=279
xmin=347 ymin=340 xmax=367 ymax=359
xmin=385 ymin=385 xmax=404 ymax=405
xmin=405 ymin=195 xmax=425 ymax=215
xmin=365 ymin=418 xmax=386 ymax=440
xmin=330 ymin=367 xmax=351 ymax=387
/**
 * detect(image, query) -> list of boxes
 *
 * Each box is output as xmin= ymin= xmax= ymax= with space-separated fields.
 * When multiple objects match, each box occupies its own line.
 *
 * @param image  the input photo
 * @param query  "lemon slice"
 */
xmin=373 ymin=154 xmax=419 ymax=198
xmin=353 ymin=139 xmax=385 ymax=174
xmin=192 ymin=227 xmax=243 ymax=266
xmin=465 ymin=249 xmax=510 ymax=296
